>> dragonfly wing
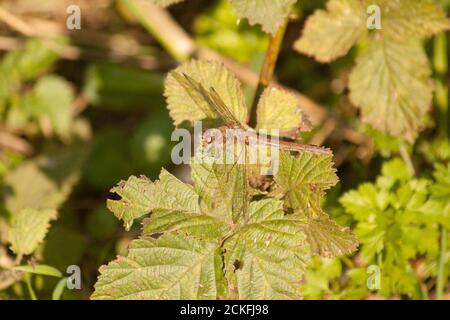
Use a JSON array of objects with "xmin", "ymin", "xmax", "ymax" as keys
[
  {"xmin": 171, "ymin": 72, "xmax": 215, "ymax": 117},
  {"xmin": 175, "ymin": 72, "xmax": 247, "ymax": 129},
  {"xmin": 208, "ymin": 87, "xmax": 248, "ymax": 130}
]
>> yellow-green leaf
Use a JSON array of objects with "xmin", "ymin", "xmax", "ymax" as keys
[
  {"xmin": 223, "ymin": 199, "xmax": 309, "ymax": 299},
  {"xmin": 9, "ymin": 208, "xmax": 57, "ymax": 256},
  {"xmin": 256, "ymin": 86, "xmax": 311, "ymax": 139},
  {"xmin": 91, "ymin": 234, "xmax": 224, "ymax": 300},
  {"xmin": 274, "ymin": 152, "xmax": 338, "ymax": 216},
  {"xmin": 164, "ymin": 59, "xmax": 247, "ymax": 126},
  {"xmin": 14, "ymin": 264, "xmax": 62, "ymax": 278},
  {"xmin": 349, "ymin": 36, "xmax": 433, "ymax": 142},
  {"xmin": 300, "ymin": 213, "xmax": 358, "ymax": 258},
  {"xmin": 294, "ymin": 0, "xmax": 366, "ymax": 62},
  {"xmin": 365, "ymin": 0, "xmax": 450, "ymax": 40},
  {"xmin": 107, "ymin": 169, "xmax": 200, "ymax": 230},
  {"xmin": 228, "ymin": 0, "xmax": 297, "ymax": 35}
]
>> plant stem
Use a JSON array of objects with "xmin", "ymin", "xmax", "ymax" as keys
[
  {"xmin": 249, "ymin": 17, "xmax": 290, "ymax": 127},
  {"xmin": 436, "ymin": 226, "xmax": 447, "ymax": 300},
  {"xmin": 119, "ymin": 0, "xmax": 195, "ymax": 62},
  {"xmin": 399, "ymin": 142, "xmax": 415, "ymax": 176},
  {"xmin": 24, "ymin": 273, "xmax": 37, "ymax": 300}
]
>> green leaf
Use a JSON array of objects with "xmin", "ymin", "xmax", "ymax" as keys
[
  {"xmin": 294, "ymin": 0, "xmax": 366, "ymax": 62},
  {"xmin": 9, "ymin": 208, "xmax": 57, "ymax": 256},
  {"xmin": 300, "ymin": 213, "xmax": 358, "ymax": 258},
  {"xmin": 22, "ymin": 75, "xmax": 74, "ymax": 139},
  {"xmin": 143, "ymin": 209, "xmax": 231, "ymax": 240},
  {"xmin": 256, "ymin": 86, "xmax": 311, "ymax": 139},
  {"xmin": 14, "ymin": 264, "xmax": 62, "ymax": 278},
  {"xmin": 3, "ymin": 147, "xmax": 85, "ymax": 214},
  {"xmin": 339, "ymin": 159, "xmax": 443, "ymax": 297},
  {"xmin": 193, "ymin": 0, "xmax": 268, "ymax": 63},
  {"xmin": 274, "ymin": 152, "xmax": 338, "ymax": 216},
  {"xmin": 164, "ymin": 59, "xmax": 247, "ymax": 126},
  {"xmin": 52, "ymin": 277, "xmax": 68, "ymax": 300},
  {"xmin": 431, "ymin": 163, "xmax": 450, "ymax": 201},
  {"xmin": 228, "ymin": 0, "xmax": 297, "ymax": 35},
  {"xmin": 349, "ymin": 36, "xmax": 433, "ymax": 142},
  {"xmin": 91, "ymin": 234, "xmax": 224, "ymax": 300},
  {"xmin": 107, "ymin": 169, "xmax": 200, "ymax": 230},
  {"xmin": 223, "ymin": 199, "xmax": 309, "ymax": 299},
  {"xmin": 191, "ymin": 153, "xmax": 248, "ymax": 224},
  {"xmin": 365, "ymin": 0, "xmax": 450, "ymax": 40}
]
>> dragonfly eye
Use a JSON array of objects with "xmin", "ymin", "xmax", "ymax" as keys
[{"xmin": 205, "ymin": 136, "xmax": 214, "ymax": 144}]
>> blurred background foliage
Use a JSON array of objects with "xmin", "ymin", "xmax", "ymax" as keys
[{"xmin": 0, "ymin": 0, "xmax": 448, "ymax": 299}]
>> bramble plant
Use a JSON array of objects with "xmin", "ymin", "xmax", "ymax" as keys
[
  {"xmin": 0, "ymin": 0, "xmax": 449, "ymax": 301},
  {"xmin": 91, "ymin": 59, "xmax": 358, "ymax": 299}
]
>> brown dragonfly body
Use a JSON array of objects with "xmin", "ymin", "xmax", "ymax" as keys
[{"xmin": 177, "ymin": 72, "xmax": 332, "ymax": 157}]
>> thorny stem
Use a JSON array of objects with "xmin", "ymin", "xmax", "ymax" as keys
[{"xmin": 248, "ymin": 17, "xmax": 290, "ymax": 128}]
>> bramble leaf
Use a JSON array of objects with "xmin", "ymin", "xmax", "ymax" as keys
[
  {"xmin": 223, "ymin": 199, "xmax": 309, "ymax": 299},
  {"xmin": 96, "ymin": 58, "xmax": 348, "ymax": 301},
  {"xmin": 149, "ymin": 0, "xmax": 298, "ymax": 35},
  {"xmin": 191, "ymin": 152, "xmax": 248, "ymax": 224},
  {"xmin": 365, "ymin": 0, "xmax": 450, "ymax": 40},
  {"xmin": 3, "ymin": 148, "xmax": 85, "ymax": 258},
  {"xmin": 294, "ymin": 0, "xmax": 365, "ymax": 62},
  {"xmin": 107, "ymin": 169, "xmax": 200, "ymax": 230},
  {"xmin": 9, "ymin": 208, "xmax": 57, "ymax": 257},
  {"xmin": 91, "ymin": 234, "xmax": 224, "ymax": 299},
  {"xmin": 274, "ymin": 152, "xmax": 338, "ymax": 216},
  {"xmin": 164, "ymin": 60, "xmax": 247, "ymax": 126},
  {"xmin": 3, "ymin": 148, "xmax": 84, "ymax": 214},
  {"xmin": 228, "ymin": 0, "xmax": 297, "ymax": 35},
  {"xmin": 300, "ymin": 213, "xmax": 358, "ymax": 258},
  {"xmin": 256, "ymin": 86, "xmax": 311, "ymax": 139},
  {"xmin": 349, "ymin": 36, "xmax": 433, "ymax": 142},
  {"xmin": 143, "ymin": 209, "xmax": 231, "ymax": 239}
]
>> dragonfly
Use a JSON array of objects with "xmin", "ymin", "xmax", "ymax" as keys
[
  {"xmin": 173, "ymin": 72, "xmax": 332, "ymax": 157},
  {"xmin": 174, "ymin": 72, "xmax": 332, "ymax": 224}
]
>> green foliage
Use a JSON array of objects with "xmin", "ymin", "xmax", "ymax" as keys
[
  {"xmin": 341, "ymin": 160, "xmax": 445, "ymax": 297},
  {"xmin": 1, "ymin": 0, "xmax": 448, "ymax": 302},
  {"xmin": 0, "ymin": 38, "xmax": 75, "ymax": 138},
  {"xmin": 296, "ymin": 0, "xmax": 450, "ymax": 141},
  {"xmin": 193, "ymin": 0, "xmax": 267, "ymax": 63},
  {"xmin": 298, "ymin": 159, "xmax": 450, "ymax": 300},
  {"xmin": 92, "ymin": 60, "xmax": 357, "ymax": 300},
  {"xmin": 0, "ymin": 146, "xmax": 86, "ymax": 294}
]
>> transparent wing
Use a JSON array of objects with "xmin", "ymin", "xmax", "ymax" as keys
[{"xmin": 173, "ymin": 72, "xmax": 247, "ymax": 129}]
